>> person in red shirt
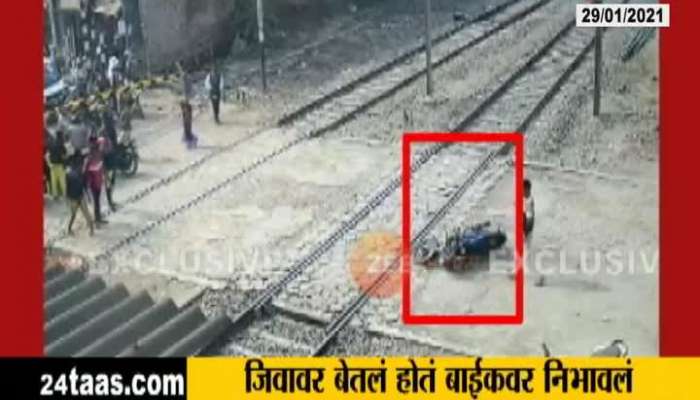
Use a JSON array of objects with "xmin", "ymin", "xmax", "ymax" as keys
[{"xmin": 83, "ymin": 135, "xmax": 108, "ymax": 225}]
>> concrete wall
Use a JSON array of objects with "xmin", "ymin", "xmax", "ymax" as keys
[{"xmin": 138, "ymin": 0, "xmax": 235, "ymax": 71}]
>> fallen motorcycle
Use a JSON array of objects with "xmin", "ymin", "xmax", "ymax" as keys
[{"xmin": 413, "ymin": 221, "xmax": 507, "ymax": 270}]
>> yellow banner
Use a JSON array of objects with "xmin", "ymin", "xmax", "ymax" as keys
[{"xmin": 187, "ymin": 357, "xmax": 700, "ymax": 399}]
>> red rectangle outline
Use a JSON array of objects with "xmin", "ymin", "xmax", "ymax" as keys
[{"xmin": 401, "ymin": 132, "xmax": 524, "ymax": 325}]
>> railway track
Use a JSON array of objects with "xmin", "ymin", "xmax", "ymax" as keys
[
  {"xmin": 46, "ymin": 0, "xmax": 540, "ymax": 249},
  {"xmin": 275, "ymin": 0, "xmax": 527, "ymax": 127},
  {"xmin": 313, "ymin": 5, "xmax": 631, "ymax": 356},
  {"xmin": 47, "ymin": 0, "xmax": 551, "ymax": 258},
  {"xmin": 81, "ymin": 1, "xmax": 521, "ymax": 154},
  {"xmin": 199, "ymin": 5, "xmax": 604, "ymax": 357}
]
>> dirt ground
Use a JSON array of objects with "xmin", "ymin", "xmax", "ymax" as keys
[
  {"xmin": 365, "ymin": 32, "xmax": 659, "ymax": 356},
  {"xmin": 403, "ymin": 164, "xmax": 657, "ymax": 356},
  {"xmin": 44, "ymin": 0, "xmax": 510, "ymax": 308},
  {"xmin": 45, "ymin": 0, "xmax": 560, "ymax": 301}
]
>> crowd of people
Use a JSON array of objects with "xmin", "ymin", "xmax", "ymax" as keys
[
  {"xmin": 65, "ymin": 50, "xmax": 137, "ymax": 103},
  {"xmin": 45, "ymin": 84, "xmax": 138, "ymax": 236},
  {"xmin": 44, "ymin": 0, "xmax": 238, "ymax": 233},
  {"xmin": 46, "ymin": 50, "xmax": 227, "ymax": 237}
]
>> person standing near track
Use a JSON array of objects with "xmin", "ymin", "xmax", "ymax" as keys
[
  {"xmin": 107, "ymin": 54, "xmax": 120, "ymax": 87},
  {"xmin": 99, "ymin": 127, "xmax": 118, "ymax": 212},
  {"xmin": 102, "ymin": 106, "xmax": 118, "ymax": 146},
  {"xmin": 44, "ymin": 128, "xmax": 53, "ymax": 195},
  {"xmin": 181, "ymin": 100, "xmax": 197, "ymax": 149},
  {"xmin": 62, "ymin": 106, "xmax": 90, "ymax": 156},
  {"xmin": 524, "ymin": 178, "xmax": 535, "ymax": 242},
  {"xmin": 84, "ymin": 135, "xmax": 108, "ymax": 226},
  {"xmin": 524, "ymin": 178, "xmax": 543, "ymax": 285},
  {"xmin": 205, "ymin": 64, "xmax": 224, "ymax": 124},
  {"xmin": 177, "ymin": 62, "xmax": 194, "ymax": 102},
  {"xmin": 46, "ymin": 130, "xmax": 68, "ymax": 199},
  {"xmin": 101, "ymin": 106, "xmax": 119, "ymax": 211},
  {"xmin": 118, "ymin": 93, "xmax": 133, "ymax": 144},
  {"xmin": 66, "ymin": 155, "xmax": 94, "ymax": 236},
  {"xmin": 107, "ymin": 54, "xmax": 121, "ymax": 112}
]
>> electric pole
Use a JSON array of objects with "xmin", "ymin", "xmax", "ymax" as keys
[
  {"xmin": 424, "ymin": 0, "xmax": 433, "ymax": 96},
  {"xmin": 593, "ymin": 1, "xmax": 602, "ymax": 116},
  {"xmin": 46, "ymin": 0, "xmax": 60, "ymax": 58},
  {"xmin": 257, "ymin": 0, "xmax": 267, "ymax": 92}
]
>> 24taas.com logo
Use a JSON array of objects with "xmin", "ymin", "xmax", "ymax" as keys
[{"xmin": 40, "ymin": 368, "xmax": 184, "ymax": 397}]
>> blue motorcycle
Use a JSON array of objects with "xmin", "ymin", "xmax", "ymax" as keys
[{"xmin": 414, "ymin": 222, "xmax": 507, "ymax": 270}]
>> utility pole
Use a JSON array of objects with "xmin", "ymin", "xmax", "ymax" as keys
[
  {"xmin": 593, "ymin": 1, "xmax": 602, "ymax": 116},
  {"xmin": 142, "ymin": 23, "xmax": 151, "ymax": 78},
  {"xmin": 46, "ymin": 0, "xmax": 60, "ymax": 58},
  {"xmin": 424, "ymin": 0, "xmax": 433, "ymax": 96},
  {"xmin": 257, "ymin": 0, "xmax": 267, "ymax": 92}
]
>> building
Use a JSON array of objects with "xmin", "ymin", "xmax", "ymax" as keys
[
  {"xmin": 124, "ymin": 0, "xmax": 236, "ymax": 73},
  {"xmin": 48, "ymin": 0, "xmax": 235, "ymax": 74}
]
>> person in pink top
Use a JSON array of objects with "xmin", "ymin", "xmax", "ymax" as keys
[{"xmin": 83, "ymin": 135, "xmax": 108, "ymax": 226}]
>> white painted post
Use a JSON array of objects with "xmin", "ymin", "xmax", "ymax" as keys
[
  {"xmin": 424, "ymin": 0, "xmax": 433, "ymax": 96},
  {"xmin": 257, "ymin": 0, "xmax": 267, "ymax": 92}
]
